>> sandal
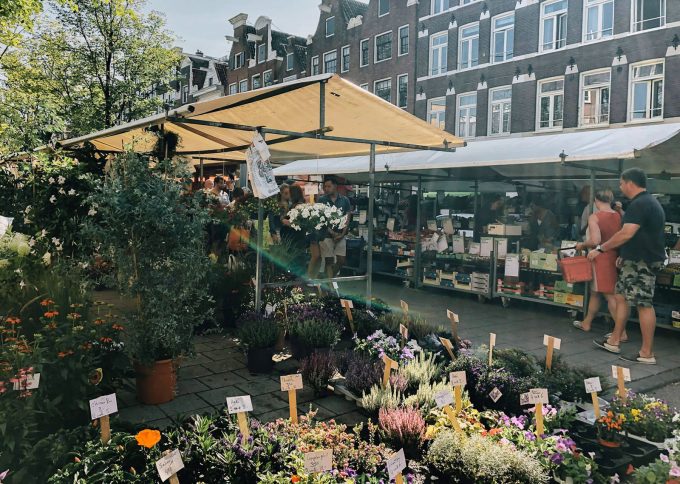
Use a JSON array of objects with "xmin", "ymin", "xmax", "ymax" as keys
[
  {"xmin": 593, "ymin": 337, "xmax": 621, "ymax": 354},
  {"xmin": 573, "ymin": 321, "xmax": 591, "ymax": 332},
  {"xmin": 604, "ymin": 332, "xmax": 628, "ymax": 343}
]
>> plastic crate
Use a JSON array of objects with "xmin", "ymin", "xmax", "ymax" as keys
[{"xmin": 559, "ymin": 256, "xmax": 593, "ymax": 283}]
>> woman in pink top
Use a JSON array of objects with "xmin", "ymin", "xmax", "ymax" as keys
[{"xmin": 573, "ymin": 189, "xmax": 624, "ymax": 335}]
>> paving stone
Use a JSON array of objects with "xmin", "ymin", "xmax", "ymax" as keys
[
  {"xmin": 197, "ymin": 385, "xmax": 242, "ymax": 407},
  {"xmin": 334, "ymin": 410, "xmax": 366, "ymax": 427},
  {"xmin": 146, "ymin": 418, "xmax": 175, "ymax": 430},
  {"xmin": 202, "ymin": 348, "xmax": 237, "ymax": 362},
  {"xmin": 313, "ymin": 395, "xmax": 358, "ymax": 415},
  {"xmin": 295, "ymin": 386, "xmax": 317, "ymax": 404},
  {"xmin": 176, "ymin": 378, "xmax": 210, "ymax": 396},
  {"xmin": 198, "ymin": 371, "xmax": 248, "ymax": 389},
  {"xmin": 203, "ymin": 357, "xmax": 246, "ymax": 373},
  {"xmin": 251, "ymin": 393, "xmax": 289, "ymax": 414},
  {"xmin": 180, "ymin": 354, "xmax": 213, "ymax": 367},
  {"xmin": 117, "ymin": 388, "xmax": 138, "ymax": 408},
  {"xmin": 178, "ymin": 364, "xmax": 213, "ymax": 380},
  {"xmin": 118, "ymin": 404, "xmax": 166, "ymax": 424},
  {"xmin": 257, "ymin": 407, "xmax": 291, "ymax": 423},
  {"xmin": 158, "ymin": 394, "xmax": 212, "ymax": 418},
  {"xmin": 234, "ymin": 377, "xmax": 282, "ymax": 396}
]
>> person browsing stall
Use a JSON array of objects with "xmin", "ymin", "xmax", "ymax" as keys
[
  {"xmin": 319, "ymin": 177, "xmax": 352, "ymax": 278},
  {"xmin": 590, "ymin": 168, "xmax": 666, "ymax": 365}
]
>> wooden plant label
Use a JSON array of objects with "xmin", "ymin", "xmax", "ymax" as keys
[
  {"xmin": 281, "ymin": 374, "xmax": 303, "ymax": 424},
  {"xmin": 543, "ymin": 335, "xmax": 561, "ymax": 370},
  {"xmin": 386, "ymin": 448, "xmax": 407, "ymax": 483},
  {"xmin": 584, "ymin": 377, "xmax": 602, "ymax": 419},
  {"xmin": 443, "ymin": 405, "xmax": 464, "ymax": 435},
  {"xmin": 89, "ymin": 393, "xmax": 118, "ymax": 444},
  {"xmin": 340, "ymin": 299, "xmax": 355, "ymax": 333},
  {"xmin": 488, "ymin": 333, "xmax": 496, "ymax": 365},
  {"xmin": 529, "ymin": 388, "xmax": 549, "ymax": 438},
  {"xmin": 611, "ymin": 365, "xmax": 631, "ymax": 402},
  {"xmin": 332, "ymin": 281, "xmax": 340, "ymax": 296},
  {"xmin": 535, "ymin": 403, "xmax": 545, "ymax": 437},
  {"xmin": 399, "ymin": 323, "xmax": 408, "ymax": 345},
  {"xmin": 304, "ymin": 449, "xmax": 333, "ymax": 474},
  {"xmin": 382, "ymin": 354, "xmax": 398, "ymax": 388},
  {"xmin": 400, "ymin": 300, "xmax": 409, "ymax": 318},
  {"xmin": 434, "ymin": 388, "xmax": 454, "ymax": 408},
  {"xmin": 227, "ymin": 395, "xmax": 253, "ymax": 444},
  {"xmin": 156, "ymin": 449, "xmax": 184, "ymax": 483},
  {"xmin": 450, "ymin": 371, "xmax": 466, "ymax": 414},
  {"xmin": 447, "ymin": 309, "xmax": 459, "ymax": 339},
  {"xmin": 439, "ymin": 336, "xmax": 455, "ymax": 360}
]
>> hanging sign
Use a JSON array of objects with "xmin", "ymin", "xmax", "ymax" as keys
[
  {"xmin": 469, "ymin": 242, "xmax": 481, "ymax": 255},
  {"xmin": 452, "ymin": 235, "xmax": 465, "ymax": 254},
  {"xmin": 504, "ymin": 254, "xmax": 520, "ymax": 277},
  {"xmin": 480, "ymin": 237, "xmax": 493, "ymax": 257},
  {"xmin": 246, "ymin": 133, "xmax": 279, "ymax": 199},
  {"xmin": 496, "ymin": 238, "xmax": 508, "ymax": 259}
]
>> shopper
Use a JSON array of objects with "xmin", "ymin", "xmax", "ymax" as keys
[
  {"xmin": 528, "ymin": 195, "xmax": 559, "ymax": 250},
  {"xmin": 590, "ymin": 168, "xmax": 666, "ymax": 365},
  {"xmin": 474, "ymin": 194, "xmax": 505, "ymax": 242},
  {"xmin": 211, "ymin": 175, "xmax": 230, "ymax": 206},
  {"xmin": 319, "ymin": 176, "xmax": 352, "ymax": 278},
  {"xmin": 573, "ymin": 189, "xmax": 623, "ymax": 335}
]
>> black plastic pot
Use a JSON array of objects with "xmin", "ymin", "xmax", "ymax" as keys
[{"xmin": 246, "ymin": 347, "xmax": 275, "ymax": 373}]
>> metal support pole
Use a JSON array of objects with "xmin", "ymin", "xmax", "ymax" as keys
[
  {"xmin": 414, "ymin": 176, "xmax": 423, "ymax": 288},
  {"xmin": 473, "ymin": 179, "xmax": 479, "ymax": 238},
  {"xmin": 240, "ymin": 163, "xmax": 247, "ymax": 188},
  {"xmin": 199, "ymin": 158, "xmax": 204, "ymax": 181},
  {"xmin": 320, "ymin": 81, "xmax": 326, "ymax": 130},
  {"xmin": 366, "ymin": 144, "xmax": 376, "ymax": 308},
  {"xmin": 254, "ymin": 131, "xmax": 265, "ymax": 311}
]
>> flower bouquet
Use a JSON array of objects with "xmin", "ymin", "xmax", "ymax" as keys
[
  {"xmin": 287, "ymin": 203, "xmax": 347, "ymax": 235},
  {"xmin": 596, "ymin": 410, "xmax": 625, "ymax": 447}
]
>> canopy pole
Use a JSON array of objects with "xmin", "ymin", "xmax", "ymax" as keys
[
  {"xmin": 199, "ymin": 158, "xmax": 204, "ymax": 181},
  {"xmin": 414, "ymin": 176, "xmax": 423, "ymax": 288},
  {"xmin": 320, "ymin": 81, "xmax": 326, "ymax": 130},
  {"xmin": 473, "ymin": 179, "xmax": 479, "ymax": 236},
  {"xmin": 366, "ymin": 143, "xmax": 376, "ymax": 308},
  {"xmin": 255, "ymin": 131, "xmax": 265, "ymax": 312}
]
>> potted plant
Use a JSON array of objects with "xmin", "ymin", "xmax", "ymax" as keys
[
  {"xmin": 596, "ymin": 410, "xmax": 625, "ymax": 448},
  {"xmin": 88, "ymin": 152, "xmax": 212, "ymax": 404},
  {"xmin": 237, "ymin": 314, "xmax": 279, "ymax": 373},
  {"xmin": 289, "ymin": 317, "xmax": 341, "ymax": 360}
]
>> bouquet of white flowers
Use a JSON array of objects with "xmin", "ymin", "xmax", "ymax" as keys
[{"xmin": 287, "ymin": 203, "xmax": 347, "ymax": 235}]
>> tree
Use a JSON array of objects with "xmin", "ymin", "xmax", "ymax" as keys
[{"xmin": 0, "ymin": 0, "xmax": 43, "ymax": 63}]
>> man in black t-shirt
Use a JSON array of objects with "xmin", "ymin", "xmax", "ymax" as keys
[{"xmin": 589, "ymin": 168, "xmax": 665, "ymax": 365}]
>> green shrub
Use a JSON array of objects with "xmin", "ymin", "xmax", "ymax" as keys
[
  {"xmin": 360, "ymin": 384, "xmax": 403, "ymax": 413},
  {"xmin": 237, "ymin": 313, "xmax": 279, "ymax": 350},
  {"xmin": 377, "ymin": 312, "xmax": 447, "ymax": 341},
  {"xmin": 290, "ymin": 318, "xmax": 341, "ymax": 349},
  {"xmin": 399, "ymin": 351, "xmax": 442, "ymax": 390},
  {"xmin": 404, "ymin": 380, "xmax": 450, "ymax": 415}
]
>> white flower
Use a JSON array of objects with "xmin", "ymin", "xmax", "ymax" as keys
[
  {"xmin": 58, "ymin": 188, "xmax": 65, "ymax": 195},
  {"xmin": 68, "ymin": 189, "xmax": 76, "ymax": 196},
  {"xmin": 57, "ymin": 176, "xmax": 66, "ymax": 184},
  {"xmin": 49, "ymin": 195, "xmax": 56, "ymax": 204},
  {"xmin": 19, "ymin": 280, "xmax": 26, "ymax": 288},
  {"xmin": 48, "ymin": 177, "xmax": 55, "ymax": 184},
  {"xmin": 291, "ymin": 224, "xmax": 301, "ymax": 231},
  {"xmin": 42, "ymin": 251, "xmax": 51, "ymax": 266},
  {"xmin": 24, "ymin": 205, "xmax": 32, "ymax": 214},
  {"xmin": 28, "ymin": 238, "xmax": 36, "ymax": 247},
  {"xmin": 301, "ymin": 209, "xmax": 310, "ymax": 218},
  {"xmin": 315, "ymin": 223, "xmax": 323, "ymax": 230},
  {"xmin": 87, "ymin": 207, "xmax": 97, "ymax": 216},
  {"xmin": 40, "ymin": 229, "xmax": 47, "ymax": 238}
]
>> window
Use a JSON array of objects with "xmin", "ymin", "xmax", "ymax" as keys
[
  {"xmin": 629, "ymin": 61, "xmax": 664, "ymax": 120},
  {"xmin": 311, "ymin": 56, "xmax": 320, "ymax": 75},
  {"xmin": 374, "ymin": 78, "xmax": 392, "ymax": 102},
  {"xmin": 458, "ymin": 23, "xmax": 479, "ymax": 69},
  {"xmin": 323, "ymin": 50, "xmax": 337, "ymax": 74},
  {"xmin": 326, "ymin": 16, "xmax": 335, "ymax": 37},
  {"xmin": 584, "ymin": 0, "xmax": 614, "ymax": 41},
  {"xmin": 263, "ymin": 70, "xmax": 273, "ymax": 87},
  {"xmin": 428, "ymin": 97, "xmax": 446, "ymax": 129},
  {"xmin": 537, "ymin": 78, "xmax": 564, "ymax": 130},
  {"xmin": 492, "ymin": 13, "xmax": 514, "ymax": 63},
  {"xmin": 489, "ymin": 87, "xmax": 512, "ymax": 135},
  {"xmin": 360, "ymin": 39, "xmax": 369, "ymax": 67},
  {"xmin": 397, "ymin": 74, "xmax": 408, "ymax": 108},
  {"xmin": 234, "ymin": 52, "xmax": 244, "ymax": 69},
  {"xmin": 239, "ymin": 79, "xmax": 248, "ymax": 93},
  {"xmin": 456, "ymin": 93, "xmax": 477, "ymax": 138},
  {"xmin": 257, "ymin": 43, "xmax": 266, "ymax": 64},
  {"xmin": 252, "ymin": 74, "xmax": 261, "ymax": 90},
  {"xmin": 540, "ymin": 0, "xmax": 568, "ymax": 52},
  {"xmin": 580, "ymin": 70, "xmax": 610, "ymax": 126},
  {"xmin": 429, "ymin": 32, "xmax": 448, "ymax": 76},
  {"xmin": 462, "ymin": 0, "xmax": 480, "ymax": 4},
  {"xmin": 208, "ymin": 77, "xmax": 213, "ymax": 86},
  {"xmin": 398, "ymin": 25, "xmax": 409, "ymax": 56},
  {"xmin": 228, "ymin": 83, "xmax": 237, "ymax": 95},
  {"xmin": 182, "ymin": 85, "xmax": 188, "ymax": 103},
  {"xmin": 341, "ymin": 45, "xmax": 350, "ymax": 72},
  {"xmin": 360, "ymin": 83, "xmax": 369, "ymax": 90},
  {"xmin": 633, "ymin": 0, "xmax": 665, "ymax": 32},
  {"xmin": 432, "ymin": 0, "xmax": 450, "ymax": 15},
  {"xmin": 378, "ymin": 0, "xmax": 389, "ymax": 17},
  {"xmin": 375, "ymin": 31, "xmax": 392, "ymax": 63},
  {"xmin": 286, "ymin": 53, "xmax": 294, "ymax": 71}
]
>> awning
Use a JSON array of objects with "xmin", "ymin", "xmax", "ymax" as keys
[
  {"xmin": 57, "ymin": 74, "xmax": 463, "ymax": 162},
  {"xmin": 273, "ymin": 122, "xmax": 680, "ymax": 188}
]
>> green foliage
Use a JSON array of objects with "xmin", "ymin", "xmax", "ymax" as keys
[
  {"xmin": 290, "ymin": 318, "xmax": 341, "ymax": 349},
  {"xmin": 87, "ymin": 152, "xmax": 212, "ymax": 364},
  {"xmin": 377, "ymin": 312, "xmax": 447, "ymax": 341},
  {"xmin": 237, "ymin": 315, "xmax": 279, "ymax": 350},
  {"xmin": 360, "ymin": 384, "xmax": 403, "ymax": 413},
  {"xmin": 398, "ymin": 351, "xmax": 442, "ymax": 391},
  {"xmin": 403, "ymin": 380, "xmax": 450, "ymax": 415}
]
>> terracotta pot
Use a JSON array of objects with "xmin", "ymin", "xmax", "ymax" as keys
[
  {"xmin": 598, "ymin": 438, "xmax": 622, "ymax": 448},
  {"xmin": 135, "ymin": 359, "xmax": 176, "ymax": 405}
]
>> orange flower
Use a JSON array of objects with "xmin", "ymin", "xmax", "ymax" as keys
[
  {"xmin": 135, "ymin": 429, "xmax": 161, "ymax": 448},
  {"xmin": 57, "ymin": 350, "xmax": 74, "ymax": 358},
  {"xmin": 291, "ymin": 476, "xmax": 301, "ymax": 483},
  {"xmin": 66, "ymin": 312, "xmax": 81, "ymax": 320},
  {"xmin": 99, "ymin": 337, "xmax": 113, "ymax": 344},
  {"xmin": 112, "ymin": 324, "xmax": 124, "ymax": 331},
  {"xmin": 40, "ymin": 299, "xmax": 55, "ymax": 307},
  {"xmin": 94, "ymin": 318, "xmax": 105, "ymax": 325},
  {"xmin": 489, "ymin": 428, "xmax": 502, "ymax": 436},
  {"xmin": 5, "ymin": 317, "xmax": 21, "ymax": 325},
  {"xmin": 44, "ymin": 311, "xmax": 59, "ymax": 318}
]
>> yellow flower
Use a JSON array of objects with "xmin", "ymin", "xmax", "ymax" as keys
[{"xmin": 135, "ymin": 429, "xmax": 161, "ymax": 448}]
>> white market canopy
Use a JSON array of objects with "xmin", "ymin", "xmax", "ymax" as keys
[
  {"xmin": 274, "ymin": 122, "xmax": 680, "ymax": 192},
  {"xmin": 56, "ymin": 74, "xmax": 463, "ymax": 162}
]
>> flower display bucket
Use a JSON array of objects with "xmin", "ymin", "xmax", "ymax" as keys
[
  {"xmin": 598, "ymin": 438, "xmax": 621, "ymax": 448},
  {"xmin": 246, "ymin": 347, "xmax": 275, "ymax": 373},
  {"xmin": 135, "ymin": 359, "xmax": 176, "ymax": 405}
]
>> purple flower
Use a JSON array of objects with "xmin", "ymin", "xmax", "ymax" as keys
[
  {"xmin": 670, "ymin": 465, "xmax": 680, "ymax": 477},
  {"xmin": 524, "ymin": 431, "xmax": 536, "ymax": 441},
  {"xmin": 511, "ymin": 416, "xmax": 526, "ymax": 429},
  {"xmin": 555, "ymin": 442, "xmax": 568, "ymax": 453},
  {"xmin": 660, "ymin": 454, "xmax": 670, "ymax": 463},
  {"xmin": 550, "ymin": 453, "xmax": 564, "ymax": 465},
  {"xmin": 0, "ymin": 470, "xmax": 8, "ymax": 483}
]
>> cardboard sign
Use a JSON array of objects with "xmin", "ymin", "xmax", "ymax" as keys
[
  {"xmin": 387, "ymin": 217, "xmax": 396, "ymax": 232},
  {"xmin": 489, "ymin": 333, "xmax": 496, "ymax": 347},
  {"xmin": 611, "ymin": 365, "xmax": 631, "ymax": 382},
  {"xmin": 89, "ymin": 393, "xmax": 118, "ymax": 420},
  {"xmin": 452, "ymin": 234, "xmax": 465, "ymax": 253},
  {"xmin": 449, "ymin": 371, "xmax": 467, "ymax": 387},
  {"xmin": 13, "ymin": 372, "xmax": 40, "ymax": 391},
  {"xmin": 504, "ymin": 253, "xmax": 520, "ymax": 277},
  {"xmin": 340, "ymin": 299, "xmax": 354, "ymax": 309},
  {"xmin": 304, "ymin": 449, "xmax": 333, "ymax": 473},
  {"xmin": 443, "ymin": 218, "xmax": 454, "ymax": 235},
  {"xmin": 469, "ymin": 242, "xmax": 481, "ymax": 255},
  {"xmin": 489, "ymin": 387, "xmax": 502, "ymax": 403},
  {"xmin": 668, "ymin": 249, "xmax": 680, "ymax": 264},
  {"xmin": 386, "ymin": 449, "xmax": 407, "ymax": 480},
  {"xmin": 584, "ymin": 377, "xmax": 602, "ymax": 394},
  {"xmin": 434, "ymin": 388, "xmax": 454, "ymax": 408},
  {"xmin": 520, "ymin": 392, "xmax": 531, "ymax": 406},
  {"xmin": 280, "ymin": 374, "xmax": 304, "ymax": 391},
  {"xmin": 543, "ymin": 334, "xmax": 561, "ymax": 350},
  {"xmin": 427, "ymin": 220, "xmax": 437, "ymax": 231},
  {"xmin": 400, "ymin": 300, "xmax": 409, "ymax": 315},
  {"xmin": 359, "ymin": 210, "xmax": 367, "ymax": 224},
  {"xmin": 227, "ymin": 395, "xmax": 253, "ymax": 414},
  {"xmin": 439, "ymin": 336, "xmax": 455, "ymax": 360},
  {"xmin": 496, "ymin": 238, "xmax": 508, "ymax": 259},
  {"xmin": 480, "ymin": 237, "xmax": 493, "ymax": 257},
  {"xmin": 156, "ymin": 449, "xmax": 184, "ymax": 482},
  {"xmin": 447, "ymin": 309, "xmax": 459, "ymax": 323},
  {"xmin": 528, "ymin": 388, "xmax": 549, "ymax": 405},
  {"xmin": 399, "ymin": 323, "xmax": 409, "ymax": 341}
]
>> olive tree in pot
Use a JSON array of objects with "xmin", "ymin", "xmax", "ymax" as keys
[
  {"xmin": 237, "ymin": 312, "xmax": 279, "ymax": 373},
  {"xmin": 88, "ymin": 151, "xmax": 212, "ymax": 404}
]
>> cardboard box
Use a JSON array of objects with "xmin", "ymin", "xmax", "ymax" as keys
[
  {"xmin": 553, "ymin": 291, "xmax": 568, "ymax": 304},
  {"xmin": 530, "ymin": 253, "xmax": 559, "ymax": 272},
  {"xmin": 488, "ymin": 224, "xmax": 522, "ymax": 236},
  {"xmin": 554, "ymin": 280, "xmax": 575, "ymax": 293},
  {"xmin": 566, "ymin": 294, "xmax": 584, "ymax": 308},
  {"xmin": 396, "ymin": 259, "xmax": 414, "ymax": 268}
]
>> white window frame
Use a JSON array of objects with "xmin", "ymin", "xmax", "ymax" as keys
[
  {"xmin": 488, "ymin": 86, "xmax": 512, "ymax": 136},
  {"xmin": 429, "ymin": 31, "xmax": 448, "ymax": 76},
  {"xmin": 182, "ymin": 85, "xmax": 189, "ymax": 103},
  {"xmin": 257, "ymin": 43, "xmax": 266, "ymax": 64},
  {"xmin": 323, "ymin": 49, "xmax": 338, "ymax": 74},
  {"xmin": 632, "ymin": 0, "xmax": 665, "ymax": 32},
  {"xmin": 234, "ymin": 52, "xmax": 244, "ymax": 69},
  {"xmin": 239, "ymin": 79, "xmax": 248, "ymax": 93},
  {"xmin": 431, "ymin": 0, "xmax": 450, "ymax": 15},
  {"xmin": 579, "ymin": 68, "xmax": 611, "ymax": 126},
  {"xmin": 536, "ymin": 76, "xmax": 565, "ymax": 131},
  {"xmin": 539, "ymin": 0, "xmax": 568, "ymax": 52},
  {"xmin": 378, "ymin": 0, "xmax": 390, "ymax": 17},
  {"xmin": 456, "ymin": 92, "xmax": 477, "ymax": 139},
  {"xmin": 360, "ymin": 38, "xmax": 370, "ymax": 67},
  {"xmin": 397, "ymin": 73, "xmax": 408, "ymax": 109},
  {"xmin": 458, "ymin": 22, "xmax": 479, "ymax": 70},
  {"xmin": 263, "ymin": 70, "xmax": 273, "ymax": 87},
  {"xmin": 461, "ymin": 0, "xmax": 481, "ymax": 4},
  {"xmin": 311, "ymin": 56, "xmax": 320, "ymax": 76},
  {"xmin": 628, "ymin": 59, "xmax": 664, "ymax": 122},
  {"xmin": 374, "ymin": 30, "xmax": 393, "ymax": 64},
  {"xmin": 286, "ymin": 53, "xmax": 294, "ymax": 71},
  {"xmin": 491, "ymin": 13, "xmax": 514, "ymax": 64},
  {"xmin": 325, "ymin": 16, "xmax": 335, "ymax": 37},
  {"xmin": 398, "ymin": 25, "xmax": 409, "ymax": 56},
  {"xmin": 373, "ymin": 77, "xmax": 392, "ymax": 103},
  {"xmin": 583, "ymin": 0, "xmax": 614, "ymax": 42},
  {"xmin": 228, "ymin": 83, "xmax": 237, "ymax": 95},
  {"xmin": 360, "ymin": 83, "xmax": 369, "ymax": 90},
  {"xmin": 427, "ymin": 97, "xmax": 447, "ymax": 130},
  {"xmin": 341, "ymin": 45, "xmax": 351, "ymax": 73}
]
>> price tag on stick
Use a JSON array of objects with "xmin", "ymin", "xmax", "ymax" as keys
[
  {"xmin": 227, "ymin": 395, "xmax": 253, "ymax": 444},
  {"xmin": 611, "ymin": 365, "xmax": 631, "ymax": 403},
  {"xmin": 156, "ymin": 449, "xmax": 184, "ymax": 483},
  {"xmin": 439, "ymin": 336, "xmax": 455, "ymax": 360},
  {"xmin": 332, "ymin": 281, "xmax": 340, "ymax": 297},
  {"xmin": 304, "ymin": 449, "xmax": 333, "ymax": 474},
  {"xmin": 386, "ymin": 449, "xmax": 407, "ymax": 483},
  {"xmin": 382, "ymin": 354, "xmax": 398, "ymax": 388},
  {"xmin": 89, "ymin": 393, "xmax": 118, "ymax": 444},
  {"xmin": 584, "ymin": 377, "xmax": 602, "ymax": 419},
  {"xmin": 529, "ymin": 389, "xmax": 549, "ymax": 438},
  {"xmin": 447, "ymin": 309, "xmax": 459, "ymax": 340},
  {"xmin": 340, "ymin": 299, "xmax": 355, "ymax": 334},
  {"xmin": 543, "ymin": 335, "xmax": 561, "ymax": 370},
  {"xmin": 450, "ymin": 371, "xmax": 466, "ymax": 414},
  {"xmin": 281, "ymin": 374, "xmax": 303, "ymax": 424},
  {"xmin": 399, "ymin": 323, "xmax": 408, "ymax": 347},
  {"xmin": 488, "ymin": 333, "xmax": 496, "ymax": 365},
  {"xmin": 400, "ymin": 300, "xmax": 409, "ymax": 320},
  {"xmin": 443, "ymin": 405, "xmax": 465, "ymax": 435}
]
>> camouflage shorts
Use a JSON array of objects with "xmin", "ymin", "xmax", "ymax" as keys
[{"xmin": 615, "ymin": 259, "xmax": 664, "ymax": 308}]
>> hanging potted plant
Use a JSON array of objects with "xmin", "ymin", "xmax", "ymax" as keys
[
  {"xmin": 596, "ymin": 410, "xmax": 625, "ymax": 448},
  {"xmin": 237, "ymin": 313, "xmax": 279, "ymax": 373},
  {"xmin": 88, "ymin": 151, "xmax": 212, "ymax": 404}
]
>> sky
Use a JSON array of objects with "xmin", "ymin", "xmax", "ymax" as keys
[{"xmin": 146, "ymin": 0, "xmax": 324, "ymax": 58}]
